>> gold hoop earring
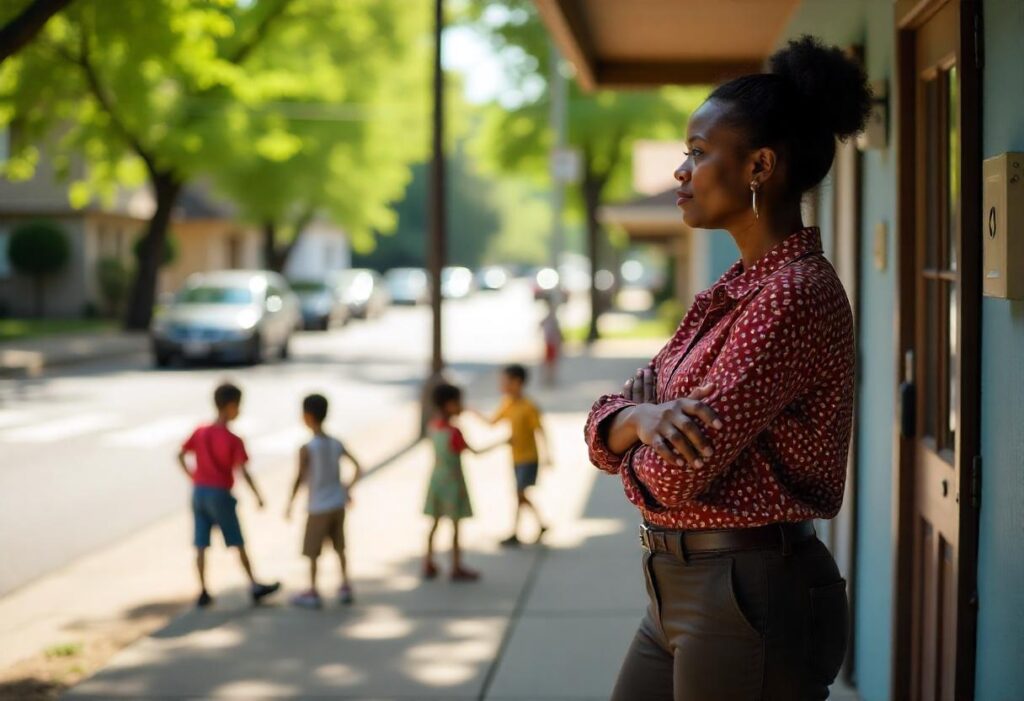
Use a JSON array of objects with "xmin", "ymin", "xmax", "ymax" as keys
[{"xmin": 750, "ymin": 182, "xmax": 760, "ymax": 220}]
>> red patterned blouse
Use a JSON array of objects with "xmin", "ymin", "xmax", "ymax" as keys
[{"xmin": 584, "ymin": 227, "xmax": 854, "ymax": 529}]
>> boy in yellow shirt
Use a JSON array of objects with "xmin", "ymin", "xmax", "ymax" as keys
[{"xmin": 487, "ymin": 364, "xmax": 550, "ymax": 546}]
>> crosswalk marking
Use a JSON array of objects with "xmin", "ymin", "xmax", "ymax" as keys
[
  {"xmin": 1, "ymin": 413, "xmax": 121, "ymax": 443},
  {"xmin": 101, "ymin": 416, "xmax": 195, "ymax": 448},
  {"xmin": 0, "ymin": 409, "xmax": 41, "ymax": 429}
]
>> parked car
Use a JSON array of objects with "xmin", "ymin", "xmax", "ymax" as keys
[
  {"xmin": 291, "ymin": 278, "xmax": 349, "ymax": 330},
  {"xmin": 475, "ymin": 265, "xmax": 510, "ymax": 291},
  {"xmin": 441, "ymin": 266, "xmax": 475, "ymax": 299},
  {"xmin": 385, "ymin": 267, "xmax": 429, "ymax": 305},
  {"xmin": 334, "ymin": 268, "xmax": 389, "ymax": 319},
  {"xmin": 150, "ymin": 270, "xmax": 300, "ymax": 366}
]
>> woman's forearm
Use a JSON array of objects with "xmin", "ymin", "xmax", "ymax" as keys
[{"xmin": 605, "ymin": 405, "xmax": 641, "ymax": 456}]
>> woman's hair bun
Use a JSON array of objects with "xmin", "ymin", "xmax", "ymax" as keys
[{"xmin": 769, "ymin": 35, "xmax": 872, "ymax": 140}]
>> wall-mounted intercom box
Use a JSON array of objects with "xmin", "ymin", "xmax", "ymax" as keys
[{"xmin": 982, "ymin": 152, "xmax": 1024, "ymax": 300}]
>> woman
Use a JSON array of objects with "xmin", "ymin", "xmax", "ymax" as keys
[{"xmin": 584, "ymin": 36, "xmax": 871, "ymax": 700}]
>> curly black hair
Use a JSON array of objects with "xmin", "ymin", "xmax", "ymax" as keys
[{"xmin": 709, "ymin": 35, "xmax": 872, "ymax": 197}]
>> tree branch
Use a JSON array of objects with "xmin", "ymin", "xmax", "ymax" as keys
[
  {"xmin": 0, "ymin": 0, "xmax": 74, "ymax": 65},
  {"xmin": 66, "ymin": 29, "xmax": 158, "ymax": 177},
  {"xmin": 225, "ymin": 0, "xmax": 289, "ymax": 66}
]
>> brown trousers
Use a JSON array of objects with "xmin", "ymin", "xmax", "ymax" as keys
[{"xmin": 610, "ymin": 535, "xmax": 848, "ymax": 701}]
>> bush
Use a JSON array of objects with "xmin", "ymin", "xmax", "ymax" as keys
[
  {"xmin": 96, "ymin": 257, "xmax": 131, "ymax": 318},
  {"xmin": 8, "ymin": 220, "xmax": 71, "ymax": 316}
]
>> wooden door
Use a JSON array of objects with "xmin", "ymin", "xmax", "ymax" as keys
[{"xmin": 894, "ymin": 1, "xmax": 981, "ymax": 698}]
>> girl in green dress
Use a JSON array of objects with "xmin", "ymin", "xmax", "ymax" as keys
[{"xmin": 424, "ymin": 382, "xmax": 499, "ymax": 581}]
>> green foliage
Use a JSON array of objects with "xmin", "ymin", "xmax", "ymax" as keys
[
  {"xmin": 467, "ymin": 0, "xmax": 707, "ymax": 210},
  {"xmin": 96, "ymin": 256, "xmax": 130, "ymax": 317},
  {"xmin": 352, "ymin": 143, "xmax": 501, "ymax": 271},
  {"xmin": 8, "ymin": 219, "xmax": 69, "ymax": 276}
]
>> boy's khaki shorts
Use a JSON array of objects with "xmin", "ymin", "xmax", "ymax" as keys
[{"xmin": 303, "ymin": 507, "xmax": 346, "ymax": 558}]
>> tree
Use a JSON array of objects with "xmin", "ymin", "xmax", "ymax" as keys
[
  {"xmin": 0, "ymin": 0, "xmax": 74, "ymax": 65},
  {"xmin": 468, "ymin": 0, "xmax": 705, "ymax": 340},
  {"xmin": 8, "ymin": 219, "xmax": 70, "ymax": 316},
  {"xmin": 0, "ymin": 0, "xmax": 324, "ymax": 329},
  {"xmin": 352, "ymin": 142, "xmax": 501, "ymax": 271},
  {"xmin": 210, "ymin": 0, "xmax": 432, "ymax": 273}
]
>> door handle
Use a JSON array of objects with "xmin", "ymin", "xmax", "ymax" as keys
[
  {"xmin": 900, "ymin": 381, "xmax": 916, "ymax": 438},
  {"xmin": 900, "ymin": 350, "xmax": 915, "ymax": 439}
]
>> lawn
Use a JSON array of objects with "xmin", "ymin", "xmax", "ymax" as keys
[{"xmin": 0, "ymin": 318, "xmax": 116, "ymax": 342}]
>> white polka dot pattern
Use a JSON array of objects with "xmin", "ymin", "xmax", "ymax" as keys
[{"xmin": 583, "ymin": 228, "xmax": 855, "ymax": 529}]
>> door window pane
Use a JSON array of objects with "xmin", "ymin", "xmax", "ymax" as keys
[{"xmin": 947, "ymin": 66, "xmax": 959, "ymax": 273}]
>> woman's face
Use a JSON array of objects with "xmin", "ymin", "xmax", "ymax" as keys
[{"xmin": 674, "ymin": 99, "xmax": 757, "ymax": 230}]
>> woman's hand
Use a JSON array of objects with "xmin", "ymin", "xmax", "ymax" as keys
[
  {"xmin": 629, "ymin": 384, "xmax": 722, "ymax": 468},
  {"xmin": 622, "ymin": 367, "xmax": 658, "ymax": 404}
]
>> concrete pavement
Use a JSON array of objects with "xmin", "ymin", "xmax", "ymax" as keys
[{"xmin": 57, "ymin": 344, "xmax": 655, "ymax": 700}]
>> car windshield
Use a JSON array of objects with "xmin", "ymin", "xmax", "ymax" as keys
[
  {"xmin": 290, "ymin": 280, "xmax": 326, "ymax": 294},
  {"xmin": 178, "ymin": 286, "xmax": 253, "ymax": 305}
]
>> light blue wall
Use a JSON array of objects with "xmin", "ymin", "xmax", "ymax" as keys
[
  {"xmin": 780, "ymin": 3, "xmax": 898, "ymax": 700},
  {"xmin": 976, "ymin": 1, "xmax": 1024, "ymax": 697}
]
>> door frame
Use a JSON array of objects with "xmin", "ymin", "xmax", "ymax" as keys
[{"xmin": 892, "ymin": 0, "xmax": 982, "ymax": 698}]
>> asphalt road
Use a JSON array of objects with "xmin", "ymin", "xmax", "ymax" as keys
[{"xmin": 0, "ymin": 283, "xmax": 563, "ymax": 596}]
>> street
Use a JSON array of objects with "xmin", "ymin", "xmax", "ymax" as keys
[{"xmin": 0, "ymin": 282, "xmax": 565, "ymax": 597}]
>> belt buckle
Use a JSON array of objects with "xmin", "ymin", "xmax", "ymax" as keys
[{"xmin": 639, "ymin": 524, "xmax": 651, "ymax": 550}]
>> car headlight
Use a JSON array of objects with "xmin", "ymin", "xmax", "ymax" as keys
[{"xmin": 237, "ymin": 309, "xmax": 259, "ymax": 330}]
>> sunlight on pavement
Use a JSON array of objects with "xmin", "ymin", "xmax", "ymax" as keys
[{"xmin": 342, "ymin": 607, "xmax": 415, "ymax": 640}]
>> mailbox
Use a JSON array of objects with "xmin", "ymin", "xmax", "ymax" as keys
[{"xmin": 982, "ymin": 153, "xmax": 1024, "ymax": 300}]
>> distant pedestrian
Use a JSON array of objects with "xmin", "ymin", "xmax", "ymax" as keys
[
  {"xmin": 485, "ymin": 364, "xmax": 550, "ymax": 546},
  {"xmin": 423, "ymin": 382, "xmax": 500, "ymax": 581},
  {"xmin": 284, "ymin": 393, "xmax": 363, "ymax": 608},
  {"xmin": 540, "ymin": 300, "xmax": 563, "ymax": 386},
  {"xmin": 178, "ymin": 382, "xmax": 280, "ymax": 609}
]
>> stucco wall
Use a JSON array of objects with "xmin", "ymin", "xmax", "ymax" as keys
[
  {"xmin": 975, "ymin": 1, "xmax": 1024, "ymax": 697},
  {"xmin": 779, "ymin": 3, "xmax": 898, "ymax": 699}
]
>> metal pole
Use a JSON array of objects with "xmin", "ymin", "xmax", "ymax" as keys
[
  {"xmin": 420, "ymin": 0, "xmax": 446, "ymax": 435},
  {"xmin": 428, "ymin": 0, "xmax": 445, "ymax": 376},
  {"xmin": 548, "ymin": 38, "xmax": 566, "ymax": 271}
]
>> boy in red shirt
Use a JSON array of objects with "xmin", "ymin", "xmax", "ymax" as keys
[{"xmin": 178, "ymin": 382, "xmax": 280, "ymax": 608}]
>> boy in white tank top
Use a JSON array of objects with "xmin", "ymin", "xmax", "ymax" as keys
[{"xmin": 284, "ymin": 394, "xmax": 363, "ymax": 608}]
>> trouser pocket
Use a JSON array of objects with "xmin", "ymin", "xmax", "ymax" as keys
[{"xmin": 808, "ymin": 579, "xmax": 849, "ymax": 684}]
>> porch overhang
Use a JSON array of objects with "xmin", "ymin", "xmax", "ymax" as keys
[
  {"xmin": 600, "ymin": 189, "xmax": 689, "ymax": 245},
  {"xmin": 534, "ymin": 0, "xmax": 800, "ymax": 90}
]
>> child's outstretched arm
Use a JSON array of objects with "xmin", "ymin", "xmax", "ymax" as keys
[
  {"xmin": 464, "ymin": 438, "xmax": 507, "ymax": 455},
  {"xmin": 536, "ymin": 424, "xmax": 553, "ymax": 467},
  {"xmin": 284, "ymin": 445, "xmax": 309, "ymax": 519},
  {"xmin": 239, "ymin": 462, "xmax": 266, "ymax": 509},
  {"xmin": 176, "ymin": 449, "xmax": 193, "ymax": 480}
]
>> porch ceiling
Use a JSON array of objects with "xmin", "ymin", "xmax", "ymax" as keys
[{"xmin": 534, "ymin": 0, "xmax": 799, "ymax": 89}]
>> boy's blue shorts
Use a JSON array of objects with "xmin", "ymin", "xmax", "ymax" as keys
[
  {"xmin": 514, "ymin": 462, "xmax": 539, "ymax": 492},
  {"xmin": 192, "ymin": 486, "xmax": 244, "ymax": 548}
]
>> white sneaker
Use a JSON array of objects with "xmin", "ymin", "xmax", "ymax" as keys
[{"xmin": 290, "ymin": 590, "xmax": 322, "ymax": 609}]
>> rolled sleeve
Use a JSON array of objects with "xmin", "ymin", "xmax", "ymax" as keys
[{"xmin": 583, "ymin": 394, "xmax": 636, "ymax": 474}]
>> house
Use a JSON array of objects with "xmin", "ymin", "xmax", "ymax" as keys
[
  {"xmin": 282, "ymin": 218, "xmax": 351, "ymax": 283},
  {"xmin": 536, "ymin": 0, "xmax": 1023, "ymax": 698},
  {"xmin": 0, "ymin": 154, "xmax": 263, "ymax": 317}
]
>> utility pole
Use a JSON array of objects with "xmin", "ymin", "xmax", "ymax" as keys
[
  {"xmin": 548, "ymin": 39, "xmax": 567, "ymax": 272},
  {"xmin": 421, "ymin": 0, "xmax": 446, "ymax": 433}
]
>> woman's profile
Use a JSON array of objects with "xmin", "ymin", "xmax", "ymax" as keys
[{"xmin": 584, "ymin": 35, "xmax": 872, "ymax": 700}]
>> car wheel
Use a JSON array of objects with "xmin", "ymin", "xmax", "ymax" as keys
[
  {"xmin": 154, "ymin": 352, "xmax": 172, "ymax": 368},
  {"xmin": 279, "ymin": 335, "xmax": 290, "ymax": 359},
  {"xmin": 248, "ymin": 333, "xmax": 263, "ymax": 365}
]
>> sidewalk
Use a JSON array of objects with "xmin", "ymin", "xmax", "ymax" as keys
[
  {"xmin": 4, "ymin": 340, "xmax": 860, "ymax": 700},
  {"xmin": 0, "ymin": 331, "xmax": 148, "ymax": 372}
]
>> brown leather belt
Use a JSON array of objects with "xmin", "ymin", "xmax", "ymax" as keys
[{"xmin": 640, "ymin": 520, "xmax": 816, "ymax": 559}]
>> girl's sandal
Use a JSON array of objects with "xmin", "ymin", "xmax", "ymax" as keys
[
  {"xmin": 450, "ymin": 566, "xmax": 480, "ymax": 582},
  {"xmin": 422, "ymin": 561, "xmax": 439, "ymax": 580}
]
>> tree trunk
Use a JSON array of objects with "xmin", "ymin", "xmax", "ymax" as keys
[
  {"xmin": 262, "ymin": 220, "xmax": 279, "ymax": 271},
  {"xmin": 582, "ymin": 172, "xmax": 604, "ymax": 344},
  {"xmin": 124, "ymin": 172, "xmax": 181, "ymax": 330},
  {"xmin": 33, "ymin": 275, "xmax": 44, "ymax": 317}
]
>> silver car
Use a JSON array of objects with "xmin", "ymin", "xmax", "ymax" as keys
[{"xmin": 151, "ymin": 270, "xmax": 301, "ymax": 366}]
